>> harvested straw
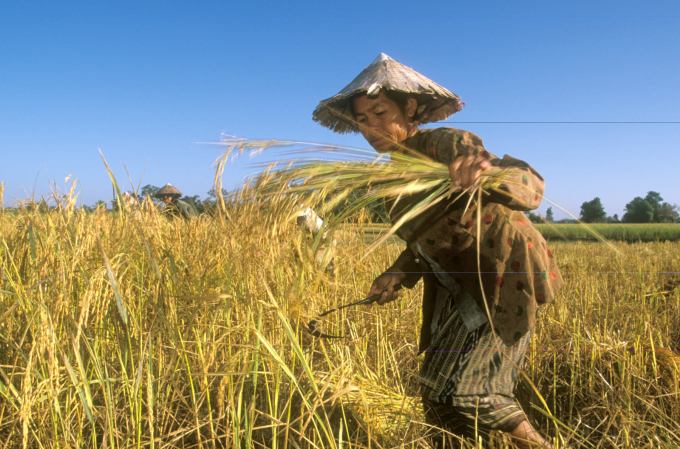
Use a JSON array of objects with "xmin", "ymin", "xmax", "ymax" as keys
[{"xmin": 213, "ymin": 138, "xmax": 514, "ymax": 260}]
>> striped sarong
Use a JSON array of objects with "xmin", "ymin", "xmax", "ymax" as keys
[{"xmin": 419, "ymin": 279, "xmax": 532, "ymax": 434}]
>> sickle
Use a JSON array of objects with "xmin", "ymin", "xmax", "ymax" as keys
[{"xmin": 307, "ymin": 284, "xmax": 402, "ymax": 339}]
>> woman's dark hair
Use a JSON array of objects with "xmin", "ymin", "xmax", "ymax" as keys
[
  {"xmin": 382, "ymin": 90, "xmax": 415, "ymax": 114},
  {"xmin": 348, "ymin": 89, "xmax": 424, "ymax": 123}
]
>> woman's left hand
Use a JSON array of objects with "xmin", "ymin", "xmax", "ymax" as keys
[{"xmin": 449, "ymin": 154, "xmax": 492, "ymax": 191}]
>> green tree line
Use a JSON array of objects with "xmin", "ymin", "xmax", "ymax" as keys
[
  {"xmin": 577, "ymin": 191, "xmax": 679, "ymax": 224},
  {"xmin": 511, "ymin": 191, "xmax": 678, "ymax": 225},
  {"xmin": 79, "ymin": 185, "xmax": 229, "ymax": 214}
]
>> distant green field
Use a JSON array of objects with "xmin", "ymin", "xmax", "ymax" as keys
[
  {"xmin": 356, "ymin": 223, "xmax": 680, "ymax": 242},
  {"xmin": 535, "ymin": 223, "xmax": 680, "ymax": 242}
]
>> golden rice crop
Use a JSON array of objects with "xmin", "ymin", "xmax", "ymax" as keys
[{"xmin": 1, "ymin": 153, "xmax": 679, "ymax": 448}]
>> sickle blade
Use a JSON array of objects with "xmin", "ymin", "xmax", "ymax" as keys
[
  {"xmin": 307, "ymin": 283, "xmax": 402, "ymax": 339},
  {"xmin": 307, "ymin": 319, "xmax": 343, "ymax": 339}
]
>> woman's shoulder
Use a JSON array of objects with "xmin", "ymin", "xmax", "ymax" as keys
[
  {"xmin": 405, "ymin": 127, "xmax": 484, "ymax": 151},
  {"xmin": 403, "ymin": 127, "xmax": 486, "ymax": 163},
  {"xmin": 408, "ymin": 126, "xmax": 461, "ymax": 141}
]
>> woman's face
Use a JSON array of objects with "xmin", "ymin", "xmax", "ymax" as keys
[{"xmin": 352, "ymin": 91, "xmax": 417, "ymax": 153}]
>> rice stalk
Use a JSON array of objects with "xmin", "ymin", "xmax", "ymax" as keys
[{"xmin": 2, "ymin": 158, "xmax": 680, "ymax": 448}]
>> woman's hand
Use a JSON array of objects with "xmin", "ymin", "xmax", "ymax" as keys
[
  {"xmin": 367, "ymin": 271, "xmax": 404, "ymax": 306},
  {"xmin": 449, "ymin": 153, "xmax": 492, "ymax": 191}
]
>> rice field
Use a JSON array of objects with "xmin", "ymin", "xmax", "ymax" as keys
[
  {"xmin": 1, "ymin": 196, "xmax": 679, "ymax": 448},
  {"xmin": 534, "ymin": 224, "xmax": 680, "ymax": 242}
]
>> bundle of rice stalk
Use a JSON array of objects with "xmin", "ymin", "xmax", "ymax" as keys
[
  {"xmin": 212, "ymin": 138, "xmax": 515, "ymax": 257},
  {"xmin": 347, "ymin": 387, "xmax": 421, "ymax": 442},
  {"xmin": 315, "ymin": 375, "xmax": 421, "ymax": 443},
  {"xmin": 626, "ymin": 340, "xmax": 680, "ymax": 389}
]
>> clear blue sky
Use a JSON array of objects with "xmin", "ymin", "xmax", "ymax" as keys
[{"xmin": 1, "ymin": 1, "xmax": 679, "ymax": 220}]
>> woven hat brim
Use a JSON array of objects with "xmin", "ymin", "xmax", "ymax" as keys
[
  {"xmin": 155, "ymin": 185, "xmax": 183, "ymax": 197},
  {"xmin": 312, "ymin": 58, "xmax": 462, "ymax": 134}
]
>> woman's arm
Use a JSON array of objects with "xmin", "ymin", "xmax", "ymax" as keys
[
  {"xmin": 405, "ymin": 128, "xmax": 545, "ymax": 211},
  {"xmin": 386, "ymin": 248, "xmax": 422, "ymax": 288},
  {"xmin": 367, "ymin": 247, "xmax": 422, "ymax": 305}
]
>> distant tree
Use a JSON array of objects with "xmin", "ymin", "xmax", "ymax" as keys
[
  {"xmin": 545, "ymin": 207, "xmax": 554, "ymax": 223},
  {"xmin": 644, "ymin": 191, "xmax": 663, "ymax": 209},
  {"xmin": 643, "ymin": 191, "xmax": 665, "ymax": 222},
  {"xmin": 526, "ymin": 212, "xmax": 541, "ymax": 223},
  {"xmin": 206, "ymin": 188, "xmax": 229, "ymax": 205},
  {"xmin": 94, "ymin": 200, "xmax": 107, "ymax": 211},
  {"xmin": 141, "ymin": 185, "xmax": 160, "ymax": 202},
  {"xmin": 207, "ymin": 188, "xmax": 229, "ymax": 197},
  {"xmin": 180, "ymin": 194, "xmax": 203, "ymax": 214},
  {"xmin": 579, "ymin": 197, "xmax": 607, "ymax": 223},
  {"xmin": 656, "ymin": 202, "xmax": 680, "ymax": 223},
  {"xmin": 202, "ymin": 188, "xmax": 230, "ymax": 214},
  {"xmin": 622, "ymin": 197, "xmax": 654, "ymax": 223},
  {"xmin": 606, "ymin": 214, "xmax": 619, "ymax": 223}
]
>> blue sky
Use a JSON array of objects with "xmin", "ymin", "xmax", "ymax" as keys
[{"xmin": 1, "ymin": 1, "xmax": 678, "ymax": 219}]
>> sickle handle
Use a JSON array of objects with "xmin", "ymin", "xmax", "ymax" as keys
[
  {"xmin": 308, "ymin": 283, "xmax": 403, "ymax": 338},
  {"xmin": 318, "ymin": 283, "xmax": 403, "ymax": 317},
  {"xmin": 348, "ymin": 283, "xmax": 403, "ymax": 308}
]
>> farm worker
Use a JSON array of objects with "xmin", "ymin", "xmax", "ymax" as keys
[
  {"xmin": 296, "ymin": 205, "xmax": 336, "ymax": 273},
  {"xmin": 313, "ymin": 53, "xmax": 563, "ymax": 448},
  {"xmin": 120, "ymin": 191, "xmax": 139, "ymax": 208},
  {"xmin": 154, "ymin": 184, "xmax": 196, "ymax": 220},
  {"xmin": 120, "ymin": 191, "xmax": 143, "ymax": 218}
]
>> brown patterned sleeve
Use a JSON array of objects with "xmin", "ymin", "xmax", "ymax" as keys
[
  {"xmin": 486, "ymin": 155, "xmax": 545, "ymax": 211},
  {"xmin": 386, "ymin": 247, "xmax": 422, "ymax": 289},
  {"xmin": 404, "ymin": 128, "xmax": 546, "ymax": 211},
  {"xmin": 406, "ymin": 128, "xmax": 497, "ymax": 166}
]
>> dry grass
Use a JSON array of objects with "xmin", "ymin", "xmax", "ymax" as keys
[
  {"xmin": 1, "ymin": 193, "xmax": 680, "ymax": 448},
  {"xmin": 2, "ymin": 150, "xmax": 680, "ymax": 448}
]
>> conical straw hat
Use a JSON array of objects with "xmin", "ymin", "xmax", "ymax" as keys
[
  {"xmin": 312, "ymin": 53, "xmax": 463, "ymax": 134},
  {"xmin": 155, "ymin": 183, "xmax": 182, "ymax": 198}
]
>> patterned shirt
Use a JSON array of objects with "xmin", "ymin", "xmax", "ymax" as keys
[{"xmin": 386, "ymin": 127, "xmax": 564, "ymax": 349}]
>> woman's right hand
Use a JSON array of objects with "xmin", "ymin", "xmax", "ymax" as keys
[
  {"xmin": 367, "ymin": 271, "xmax": 403, "ymax": 306},
  {"xmin": 449, "ymin": 153, "xmax": 492, "ymax": 191}
]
